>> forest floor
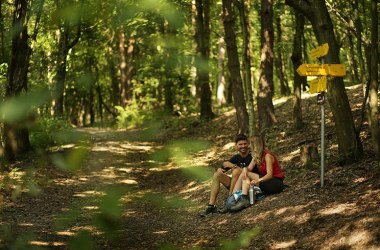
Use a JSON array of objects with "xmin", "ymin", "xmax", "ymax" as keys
[{"xmin": 0, "ymin": 84, "xmax": 379, "ymax": 250}]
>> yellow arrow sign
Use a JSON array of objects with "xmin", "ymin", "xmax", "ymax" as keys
[
  {"xmin": 310, "ymin": 43, "xmax": 329, "ymax": 59},
  {"xmin": 310, "ymin": 76, "xmax": 327, "ymax": 94},
  {"xmin": 296, "ymin": 64, "xmax": 346, "ymax": 77}
]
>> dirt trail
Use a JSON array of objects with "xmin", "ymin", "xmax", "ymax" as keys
[{"xmin": 0, "ymin": 128, "xmax": 206, "ymax": 249}]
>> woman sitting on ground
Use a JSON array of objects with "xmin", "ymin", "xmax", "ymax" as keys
[{"xmin": 230, "ymin": 134, "xmax": 285, "ymax": 211}]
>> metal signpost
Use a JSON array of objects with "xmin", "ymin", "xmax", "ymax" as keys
[{"xmin": 296, "ymin": 43, "xmax": 346, "ymax": 187}]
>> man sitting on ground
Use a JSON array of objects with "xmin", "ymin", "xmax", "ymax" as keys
[{"xmin": 200, "ymin": 134, "xmax": 252, "ymax": 217}]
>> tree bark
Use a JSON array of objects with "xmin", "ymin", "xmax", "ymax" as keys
[
  {"xmin": 257, "ymin": 0, "xmax": 276, "ymax": 132},
  {"xmin": 217, "ymin": 19, "xmax": 226, "ymax": 106},
  {"xmin": 222, "ymin": 0, "xmax": 249, "ymax": 134},
  {"xmin": 195, "ymin": 0, "xmax": 214, "ymax": 120},
  {"xmin": 369, "ymin": 0, "xmax": 379, "ymax": 160},
  {"xmin": 53, "ymin": 1, "xmax": 81, "ymax": 116},
  {"xmin": 162, "ymin": 19, "xmax": 174, "ymax": 113},
  {"xmin": 291, "ymin": 11, "xmax": 305, "ymax": 130},
  {"xmin": 286, "ymin": 0, "xmax": 363, "ymax": 163},
  {"xmin": 275, "ymin": 16, "xmax": 290, "ymax": 96},
  {"xmin": 119, "ymin": 26, "xmax": 128, "ymax": 106},
  {"xmin": 3, "ymin": 0, "xmax": 43, "ymax": 160},
  {"xmin": 0, "ymin": 1, "xmax": 5, "ymax": 63},
  {"xmin": 236, "ymin": 0, "xmax": 257, "ymax": 135}
]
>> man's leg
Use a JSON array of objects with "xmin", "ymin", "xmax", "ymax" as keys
[
  {"xmin": 208, "ymin": 169, "xmax": 230, "ymax": 205},
  {"xmin": 229, "ymin": 168, "xmax": 242, "ymax": 195}
]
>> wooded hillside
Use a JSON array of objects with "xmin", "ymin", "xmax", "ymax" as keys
[{"xmin": 0, "ymin": 0, "xmax": 379, "ymax": 249}]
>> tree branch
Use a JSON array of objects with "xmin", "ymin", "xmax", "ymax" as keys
[{"xmin": 285, "ymin": 0, "xmax": 312, "ymax": 19}]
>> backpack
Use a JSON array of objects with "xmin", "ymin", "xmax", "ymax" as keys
[{"xmin": 225, "ymin": 190, "xmax": 242, "ymax": 210}]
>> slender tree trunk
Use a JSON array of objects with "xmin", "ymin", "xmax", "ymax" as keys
[
  {"xmin": 119, "ymin": 27, "xmax": 128, "ymax": 106},
  {"xmin": 53, "ymin": 2, "xmax": 81, "ymax": 117},
  {"xmin": 369, "ymin": 0, "xmax": 379, "ymax": 160},
  {"xmin": 286, "ymin": 0, "xmax": 363, "ymax": 163},
  {"xmin": 126, "ymin": 36, "xmax": 135, "ymax": 101},
  {"xmin": 236, "ymin": 0, "xmax": 257, "ymax": 135},
  {"xmin": 190, "ymin": 0, "xmax": 197, "ymax": 97},
  {"xmin": 291, "ymin": 11, "xmax": 305, "ymax": 130},
  {"xmin": 257, "ymin": 0, "xmax": 276, "ymax": 132},
  {"xmin": 222, "ymin": 0, "xmax": 249, "ymax": 134},
  {"xmin": 195, "ymin": 0, "xmax": 214, "ymax": 120},
  {"xmin": 0, "ymin": 1, "xmax": 5, "ymax": 63},
  {"xmin": 217, "ymin": 34, "xmax": 226, "ymax": 106},
  {"xmin": 347, "ymin": 33, "xmax": 359, "ymax": 84},
  {"xmin": 275, "ymin": 16, "xmax": 290, "ymax": 96},
  {"xmin": 162, "ymin": 19, "xmax": 174, "ymax": 113},
  {"xmin": 107, "ymin": 44, "xmax": 120, "ymax": 107},
  {"xmin": 54, "ymin": 26, "xmax": 69, "ymax": 116}
]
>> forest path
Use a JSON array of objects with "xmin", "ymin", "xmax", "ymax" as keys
[{"xmin": 0, "ymin": 127, "xmax": 209, "ymax": 249}]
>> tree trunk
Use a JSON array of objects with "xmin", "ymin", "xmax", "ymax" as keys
[
  {"xmin": 195, "ymin": 0, "xmax": 214, "ymax": 120},
  {"xmin": 222, "ymin": 0, "xmax": 249, "ymax": 134},
  {"xmin": 236, "ymin": 0, "xmax": 257, "ymax": 136},
  {"xmin": 286, "ymin": 0, "xmax": 363, "ymax": 163},
  {"xmin": 0, "ymin": 1, "xmax": 5, "ymax": 63},
  {"xmin": 3, "ymin": 0, "xmax": 31, "ymax": 160},
  {"xmin": 257, "ymin": 0, "xmax": 276, "ymax": 132},
  {"xmin": 119, "ymin": 27, "xmax": 128, "ymax": 106},
  {"xmin": 107, "ymin": 44, "xmax": 120, "ymax": 107},
  {"xmin": 275, "ymin": 16, "xmax": 290, "ymax": 96},
  {"xmin": 347, "ymin": 33, "xmax": 359, "ymax": 84},
  {"xmin": 54, "ymin": 26, "xmax": 69, "ymax": 116},
  {"xmin": 369, "ymin": 0, "xmax": 379, "ymax": 160},
  {"xmin": 216, "ymin": 26, "xmax": 226, "ymax": 106},
  {"xmin": 126, "ymin": 36, "xmax": 135, "ymax": 101},
  {"xmin": 53, "ymin": 2, "xmax": 81, "ymax": 117},
  {"xmin": 291, "ymin": 11, "xmax": 305, "ymax": 130},
  {"xmin": 162, "ymin": 19, "xmax": 174, "ymax": 113}
]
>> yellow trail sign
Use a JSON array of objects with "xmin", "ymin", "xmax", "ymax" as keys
[
  {"xmin": 310, "ymin": 43, "xmax": 329, "ymax": 59},
  {"xmin": 297, "ymin": 64, "xmax": 346, "ymax": 76},
  {"xmin": 310, "ymin": 76, "xmax": 327, "ymax": 94}
]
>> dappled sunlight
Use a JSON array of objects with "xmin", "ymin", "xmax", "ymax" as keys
[
  {"xmin": 271, "ymin": 239, "xmax": 297, "ymax": 249},
  {"xmin": 119, "ymin": 179, "xmax": 138, "ymax": 184},
  {"xmin": 216, "ymin": 218, "xmax": 229, "ymax": 226},
  {"xmin": 83, "ymin": 206, "xmax": 99, "ymax": 210},
  {"xmin": 282, "ymin": 148, "xmax": 300, "ymax": 162},
  {"xmin": 325, "ymin": 228, "xmax": 374, "ymax": 248},
  {"xmin": 29, "ymin": 240, "xmax": 65, "ymax": 247},
  {"xmin": 18, "ymin": 223, "xmax": 34, "ymax": 227},
  {"xmin": 56, "ymin": 231, "xmax": 75, "ymax": 236},
  {"xmin": 153, "ymin": 230, "xmax": 168, "ymax": 235},
  {"xmin": 273, "ymin": 96, "xmax": 290, "ymax": 107},
  {"xmin": 73, "ymin": 190, "xmax": 105, "ymax": 198},
  {"xmin": 179, "ymin": 181, "xmax": 203, "ymax": 194},
  {"xmin": 319, "ymin": 203, "xmax": 357, "ymax": 216},
  {"xmin": 53, "ymin": 178, "xmax": 81, "ymax": 186},
  {"xmin": 275, "ymin": 204, "xmax": 313, "ymax": 225},
  {"xmin": 222, "ymin": 142, "xmax": 235, "ymax": 150}
]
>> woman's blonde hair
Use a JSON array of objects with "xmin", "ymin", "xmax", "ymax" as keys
[{"xmin": 249, "ymin": 135, "xmax": 265, "ymax": 166}]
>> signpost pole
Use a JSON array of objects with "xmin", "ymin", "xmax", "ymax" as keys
[
  {"xmin": 320, "ymin": 94, "xmax": 325, "ymax": 187},
  {"xmin": 319, "ymin": 57, "xmax": 326, "ymax": 188}
]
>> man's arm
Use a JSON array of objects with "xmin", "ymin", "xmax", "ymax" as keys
[{"xmin": 222, "ymin": 161, "xmax": 238, "ymax": 170}]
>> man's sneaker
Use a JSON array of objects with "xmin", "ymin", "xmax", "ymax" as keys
[
  {"xmin": 217, "ymin": 204, "xmax": 229, "ymax": 214},
  {"xmin": 200, "ymin": 205, "xmax": 217, "ymax": 217},
  {"xmin": 230, "ymin": 195, "xmax": 250, "ymax": 212}
]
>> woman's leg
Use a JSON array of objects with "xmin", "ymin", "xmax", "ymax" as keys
[{"xmin": 259, "ymin": 178, "xmax": 284, "ymax": 194}]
